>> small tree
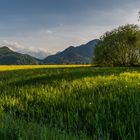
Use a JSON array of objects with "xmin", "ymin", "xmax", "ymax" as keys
[{"xmin": 93, "ymin": 24, "xmax": 140, "ymax": 66}]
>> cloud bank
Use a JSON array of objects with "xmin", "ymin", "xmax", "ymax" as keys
[
  {"xmin": 0, "ymin": 0, "xmax": 139, "ymax": 55},
  {"xmin": 0, "ymin": 40, "xmax": 51, "ymax": 59}
]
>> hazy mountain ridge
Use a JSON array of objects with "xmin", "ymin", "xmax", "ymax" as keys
[
  {"xmin": 0, "ymin": 39, "xmax": 99, "ymax": 65},
  {"xmin": 43, "ymin": 39, "xmax": 99, "ymax": 64},
  {"xmin": 0, "ymin": 46, "xmax": 41, "ymax": 65}
]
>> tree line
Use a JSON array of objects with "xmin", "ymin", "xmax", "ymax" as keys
[{"xmin": 93, "ymin": 24, "xmax": 140, "ymax": 66}]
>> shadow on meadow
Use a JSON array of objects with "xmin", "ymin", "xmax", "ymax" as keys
[
  {"xmin": 2, "ymin": 77, "xmax": 140, "ymax": 139},
  {"xmin": 2, "ymin": 66, "xmax": 139, "ymax": 88},
  {"xmin": 0, "ymin": 66, "xmax": 140, "ymax": 139}
]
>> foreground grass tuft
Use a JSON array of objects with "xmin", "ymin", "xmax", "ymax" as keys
[{"xmin": 0, "ymin": 66, "xmax": 139, "ymax": 139}]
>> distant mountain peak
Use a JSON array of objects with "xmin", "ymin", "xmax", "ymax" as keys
[
  {"xmin": 0, "ymin": 46, "xmax": 12, "ymax": 50},
  {"xmin": 0, "ymin": 46, "xmax": 13, "ymax": 53},
  {"xmin": 86, "ymin": 39, "xmax": 99, "ymax": 45},
  {"xmin": 43, "ymin": 39, "xmax": 99, "ymax": 64},
  {"xmin": 63, "ymin": 46, "xmax": 75, "ymax": 52},
  {"xmin": 0, "ymin": 46, "xmax": 41, "ymax": 65},
  {"xmin": 0, "ymin": 39, "xmax": 99, "ymax": 65}
]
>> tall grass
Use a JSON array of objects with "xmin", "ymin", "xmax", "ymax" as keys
[{"xmin": 0, "ymin": 66, "xmax": 139, "ymax": 139}]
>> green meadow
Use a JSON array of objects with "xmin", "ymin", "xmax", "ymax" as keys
[{"xmin": 0, "ymin": 66, "xmax": 140, "ymax": 140}]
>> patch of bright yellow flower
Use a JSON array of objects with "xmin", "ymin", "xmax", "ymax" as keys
[{"xmin": 0, "ymin": 65, "xmax": 91, "ymax": 71}]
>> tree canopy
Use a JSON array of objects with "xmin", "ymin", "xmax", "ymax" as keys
[{"xmin": 93, "ymin": 24, "xmax": 140, "ymax": 66}]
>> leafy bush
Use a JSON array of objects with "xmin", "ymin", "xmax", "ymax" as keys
[{"xmin": 93, "ymin": 24, "xmax": 140, "ymax": 66}]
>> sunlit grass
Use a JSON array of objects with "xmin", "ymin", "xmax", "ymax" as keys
[{"xmin": 0, "ymin": 66, "xmax": 139, "ymax": 139}]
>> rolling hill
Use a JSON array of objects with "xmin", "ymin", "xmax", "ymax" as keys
[
  {"xmin": 43, "ymin": 39, "xmax": 99, "ymax": 64},
  {"xmin": 0, "ymin": 46, "xmax": 41, "ymax": 65}
]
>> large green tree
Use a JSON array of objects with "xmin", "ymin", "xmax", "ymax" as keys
[{"xmin": 93, "ymin": 24, "xmax": 140, "ymax": 66}]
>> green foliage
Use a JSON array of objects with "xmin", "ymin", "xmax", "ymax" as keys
[
  {"xmin": 93, "ymin": 24, "xmax": 140, "ymax": 66},
  {"xmin": 0, "ymin": 66, "xmax": 140, "ymax": 139}
]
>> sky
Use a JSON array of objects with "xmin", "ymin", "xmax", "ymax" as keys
[{"xmin": 0, "ymin": 0, "xmax": 139, "ymax": 59}]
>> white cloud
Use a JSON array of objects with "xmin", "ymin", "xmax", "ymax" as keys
[
  {"xmin": 39, "ymin": 29, "xmax": 53, "ymax": 35},
  {"xmin": 0, "ymin": 6, "xmax": 139, "ymax": 55},
  {"xmin": 32, "ymin": 8, "xmax": 139, "ymax": 53},
  {"xmin": 0, "ymin": 40, "xmax": 50, "ymax": 59}
]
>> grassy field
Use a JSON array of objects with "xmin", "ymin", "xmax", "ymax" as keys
[{"xmin": 0, "ymin": 65, "xmax": 140, "ymax": 140}]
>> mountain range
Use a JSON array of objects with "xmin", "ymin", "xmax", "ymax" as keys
[
  {"xmin": 43, "ymin": 39, "xmax": 99, "ymax": 64},
  {"xmin": 0, "ymin": 46, "xmax": 41, "ymax": 65},
  {"xmin": 0, "ymin": 39, "xmax": 99, "ymax": 65}
]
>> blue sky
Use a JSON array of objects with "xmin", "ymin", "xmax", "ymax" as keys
[{"xmin": 0, "ymin": 0, "xmax": 139, "ymax": 58}]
